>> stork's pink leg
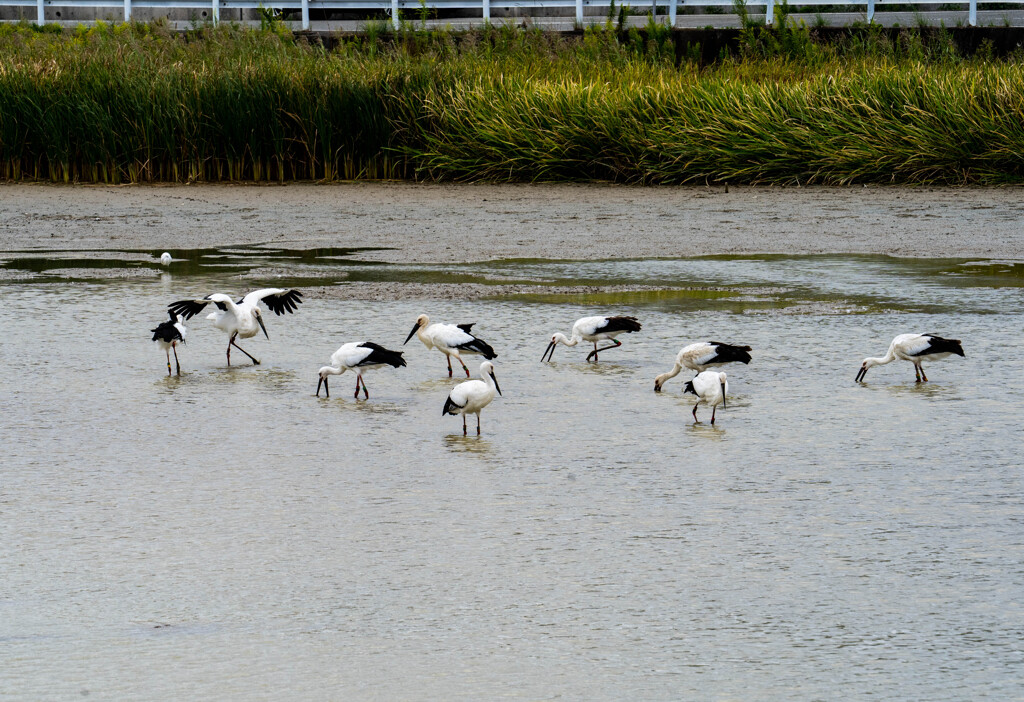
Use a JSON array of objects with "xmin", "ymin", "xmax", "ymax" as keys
[
  {"xmin": 165, "ymin": 349, "xmax": 172, "ymax": 376},
  {"xmin": 230, "ymin": 337, "xmax": 260, "ymax": 365},
  {"xmin": 447, "ymin": 355, "xmax": 453, "ymax": 378},
  {"xmin": 593, "ymin": 339, "xmax": 623, "ymax": 356},
  {"xmin": 172, "ymin": 343, "xmax": 181, "ymax": 376}
]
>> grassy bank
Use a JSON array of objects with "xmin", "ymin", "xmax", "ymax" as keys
[{"xmin": 1, "ymin": 20, "xmax": 1024, "ymax": 184}]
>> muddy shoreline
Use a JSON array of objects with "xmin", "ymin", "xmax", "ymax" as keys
[{"xmin": 2, "ymin": 182, "xmax": 1023, "ymax": 262}]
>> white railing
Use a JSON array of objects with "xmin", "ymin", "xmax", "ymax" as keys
[{"xmin": 2, "ymin": 0, "xmax": 1021, "ymax": 30}]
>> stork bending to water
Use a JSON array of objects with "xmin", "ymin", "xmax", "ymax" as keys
[
  {"xmin": 542, "ymin": 315, "xmax": 642, "ymax": 363},
  {"xmin": 856, "ymin": 333, "xmax": 964, "ymax": 383},
  {"xmin": 316, "ymin": 342, "xmax": 406, "ymax": 399},
  {"xmin": 654, "ymin": 341, "xmax": 751, "ymax": 392},
  {"xmin": 151, "ymin": 311, "xmax": 187, "ymax": 376}
]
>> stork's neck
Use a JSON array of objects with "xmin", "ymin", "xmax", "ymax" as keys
[
  {"xmin": 562, "ymin": 335, "xmax": 580, "ymax": 347},
  {"xmin": 655, "ymin": 362, "xmax": 683, "ymax": 388},
  {"xmin": 417, "ymin": 326, "xmax": 433, "ymax": 348},
  {"xmin": 319, "ymin": 365, "xmax": 346, "ymax": 377},
  {"xmin": 865, "ymin": 352, "xmax": 896, "ymax": 367}
]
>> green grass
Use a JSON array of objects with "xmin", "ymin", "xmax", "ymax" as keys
[{"xmin": 1, "ymin": 19, "xmax": 1023, "ymax": 184}]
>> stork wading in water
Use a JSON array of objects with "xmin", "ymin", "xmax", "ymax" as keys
[
  {"xmin": 151, "ymin": 311, "xmax": 187, "ymax": 376},
  {"xmin": 404, "ymin": 314, "xmax": 498, "ymax": 378},
  {"xmin": 654, "ymin": 341, "xmax": 752, "ymax": 392},
  {"xmin": 856, "ymin": 333, "xmax": 965, "ymax": 383},
  {"xmin": 684, "ymin": 371, "xmax": 728, "ymax": 425},
  {"xmin": 167, "ymin": 288, "xmax": 303, "ymax": 366},
  {"xmin": 443, "ymin": 361, "xmax": 502, "ymax": 435},
  {"xmin": 159, "ymin": 252, "xmax": 173, "ymax": 266},
  {"xmin": 542, "ymin": 315, "xmax": 642, "ymax": 363},
  {"xmin": 316, "ymin": 342, "xmax": 407, "ymax": 399}
]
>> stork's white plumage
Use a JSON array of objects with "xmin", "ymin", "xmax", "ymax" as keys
[
  {"xmin": 317, "ymin": 342, "xmax": 407, "ymax": 399},
  {"xmin": 151, "ymin": 311, "xmax": 187, "ymax": 376},
  {"xmin": 654, "ymin": 341, "xmax": 752, "ymax": 392},
  {"xmin": 541, "ymin": 315, "xmax": 642, "ymax": 363},
  {"xmin": 442, "ymin": 361, "xmax": 502, "ymax": 435},
  {"xmin": 856, "ymin": 333, "xmax": 965, "ymax": 383},
  {"xmin": 404, "ymin": 314, "xmax": 497, "ymax": 377},
  {"xmin": 159, "ymin": 252, "xmax": 172, "ymax": 266},
  {"xmin": 168, "ymin": 288, "xmax": 303, "ymax": 366},
  {"xmin": 683, "ymin": 371, "xmax": 728, "ymax": 425}
]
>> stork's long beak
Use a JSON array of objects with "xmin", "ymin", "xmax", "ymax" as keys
[
  {"xmin": 256, "ymin": 313, "xmax": 269, "ymax": 340},
  {"xmin": 404, "ymin": 322, "xmax": 420, "ymax": 345},
  {"xmin": 491, "ymin": 370, "xmax": 502, "ymax": 396},
  {"xmin": 542, "ymin": 341, "xmax": 555, "ymax": 362},
  {"xmin": 316, "ymin": 376, "xmax": 323, "ymax": 397},
  {"xmin": 316, "ymin": 376, "xmax": 329, "ymax": 398},
  {"xmin": 856, "ymin": 366, "xmax": 866, "ymax": 382},
  {"xmin": 720, "ymin": 380, "xmax": 726, "ymax": 409}
]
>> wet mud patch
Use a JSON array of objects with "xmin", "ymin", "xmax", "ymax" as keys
[{"xmin": 303, "ymin": 282, "xmax": 710, "ymax": 302}]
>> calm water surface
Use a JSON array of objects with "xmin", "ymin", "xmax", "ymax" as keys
[{"xmin": 2, "ymin": 251, "xmax": 1022, "ymax": 700}]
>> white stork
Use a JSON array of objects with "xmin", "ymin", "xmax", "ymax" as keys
[
  {"xmin": 159, "ymin": 252, "xmax": 172, "ymax": 266},
  {"xmin": 404, "ymin": 314, "xmax": 498, "ymax": 378},
  {"xmin": 442, "ymin": 361, "xmax": 502, "ymax": 435},
  {"xmin": 856, "ymin": 333, "xmax": 965, "ymax": 383},
  {"xmin": 316, "ymin": 342, "xmax": 407, "ymax": 399},
  {"xmin": 654, "ymin": 341, "xmax": 752, "ymax": 392},
  {"xmin": 684, "ymin": 371, "xmax": 728, "ymax": 425},
  {"xmin": 542, "ymin": 315, "xmax": 642, "ymax": 362},
  {"xmin": 151, "ymin": 311, "xmax": 187, "ymax": 376},
  {"xmin": 167, "ymin": 288, "xmax": 303, "ymax": 366}
]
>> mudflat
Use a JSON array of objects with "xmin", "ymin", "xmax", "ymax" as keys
[{"xmin": 2, "ymin": 182, "xmax": 1022, "ymax": 261}]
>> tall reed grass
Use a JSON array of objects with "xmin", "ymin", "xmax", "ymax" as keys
[{"xmin": 1, "ymin": 20, "xmax": 1023, "ymax": 184}]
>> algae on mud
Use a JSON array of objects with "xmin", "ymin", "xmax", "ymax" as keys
[{"xmin": 3, "ymin": 21, "xmax": 1024, "ymax": 185}]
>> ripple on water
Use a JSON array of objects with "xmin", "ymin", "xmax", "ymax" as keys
[{"xmin": 0, "ymin": 254, "xmax": 1021, "ymax": 700}]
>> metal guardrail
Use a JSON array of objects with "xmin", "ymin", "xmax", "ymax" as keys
[{"xmin": 1, "ymin": 0, "xmax": 1021, "ymax": 31}]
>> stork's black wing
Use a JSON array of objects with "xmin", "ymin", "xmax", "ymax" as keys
[
  {"xmin": 706, "ymin": 342, "xmax": 753, "ymax": 365},
  {"xmin": 151, "ymin": 319, "xmax": 184, "ymax": 343},
  {"xmin": 167, "ymin": 298, "xmax": 210, "ymax": 320},
  {"xmin": 920, "ymin": 334, "xmax": 965, "ymax": 357},
  {"xmin": 358, "ymin": 342, "xmax": 407, "ymax": 368},
  {"xmin": 599, "ymin": 316, "xmax": 642, "ymax": 334},
  {"xmin": 261, "ymin": 289, "xmax": 303, "ymax": 316}
]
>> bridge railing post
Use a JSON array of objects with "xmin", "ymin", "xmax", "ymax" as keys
[
  {"xmin": 37, "ymin": 0, "xmax": 44, "ymax": 24},
  {"xmin": 968, "ymin": 0, "xmax": 977, "ymax": 25},
  {"xmin": 765, "ymin": 0, "xmax": 773, "ymax": 24}
]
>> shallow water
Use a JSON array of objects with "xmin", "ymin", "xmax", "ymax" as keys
[{"xmin": 2, "ymin": 251, "xmax": 1022, "ymax": 700}]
